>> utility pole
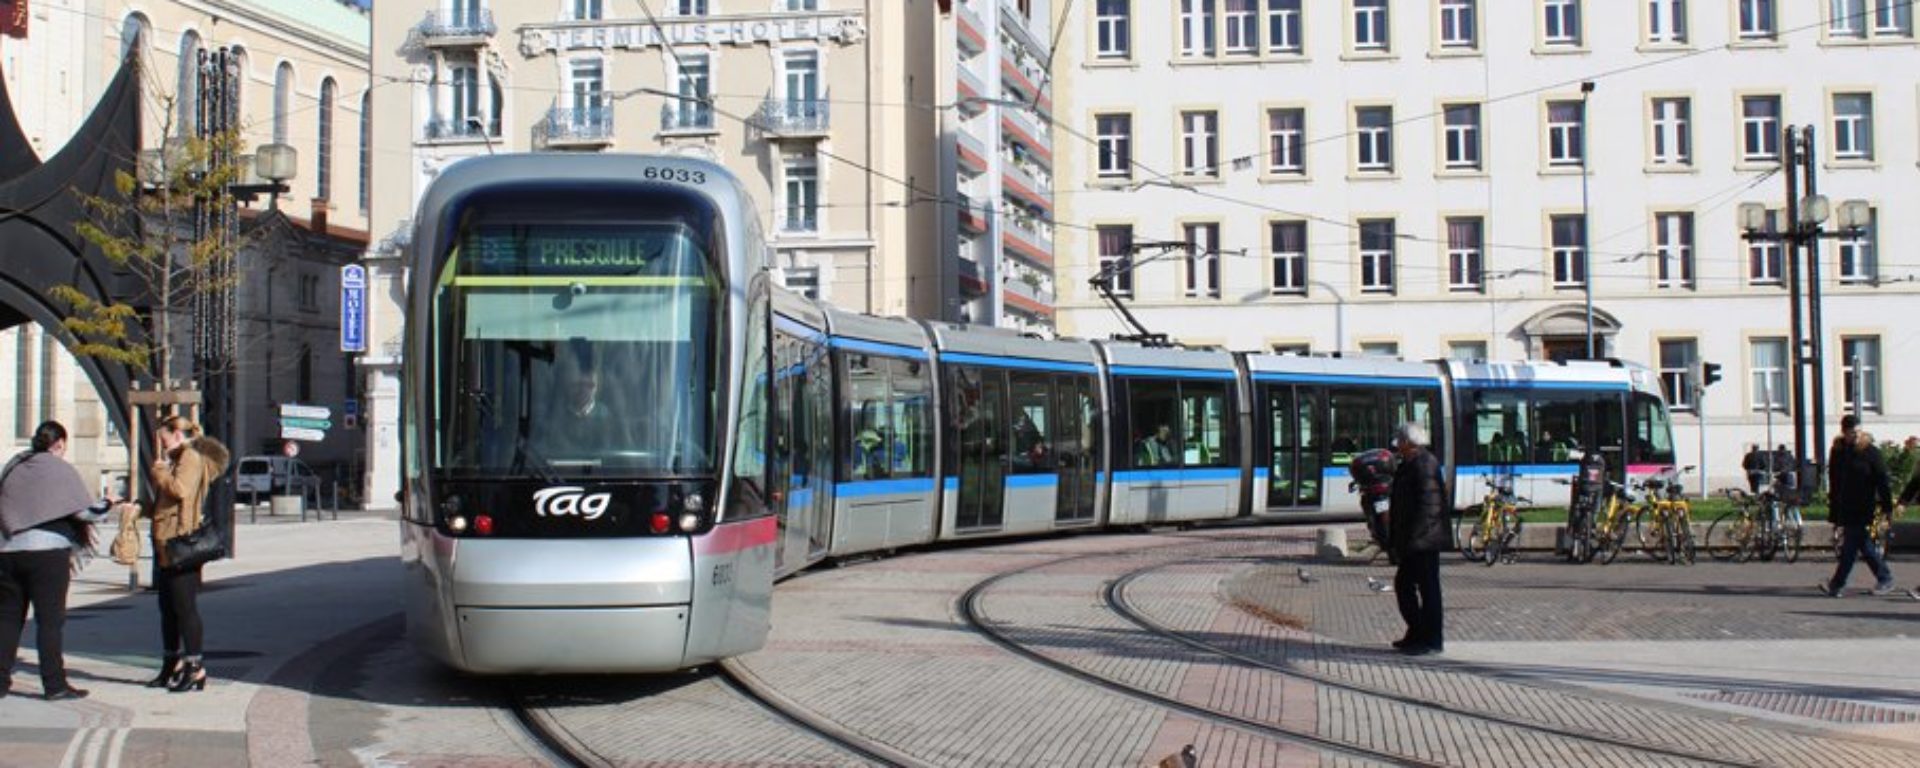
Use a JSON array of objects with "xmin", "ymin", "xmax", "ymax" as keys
[{"xmin": 1799, "ymin": 127, "xmax": 1829, "ymax": 466}]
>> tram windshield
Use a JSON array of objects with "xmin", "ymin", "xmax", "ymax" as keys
[{"xmin": 433, "ymin": 203, "xmax": 722, "ymax": 477}]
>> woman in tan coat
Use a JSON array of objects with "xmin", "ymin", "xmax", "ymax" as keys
[{"xmin": 145, "ymin": 416, "xmax": 229, "ymax": 693}]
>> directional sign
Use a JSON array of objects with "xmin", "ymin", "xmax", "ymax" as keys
[
  {"xmin": 280, "ymin": 403, "xmax": 331, "ymax": 420},
  {"xmin": 279, "ymin": 417, "xmax": 333, "ymax": 431},
  {"xmin": 341, "ymin": 264, "xmax": 367, "ymax": 353},
  {"xmin": 280, "ymin": 426, "xmax": 326, "ymax": 442}
]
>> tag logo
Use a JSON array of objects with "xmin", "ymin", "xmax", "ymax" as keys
[{"xmin": 531, "ymin": 486, "xmax": 612, "ymax": 520}]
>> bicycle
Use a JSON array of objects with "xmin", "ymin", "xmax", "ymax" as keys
[
  {"xmin": 1460, "ymin": 476, "xmax": 1526, "ymax": 566},
  {"xmin": 1707, "ymin": 486, "xmax": 1803, "ymax": 563},
  {"xmin": 1830, "ymin": 506, "xmax": 1895, "ymax": 562},
  {"xmin": 1591, "ymin": 478, "xmax": 1639, "ymax": 565},
  {"xmin": 1633, "ymin": 468, "xmax": 1697, "ymax": 565}
]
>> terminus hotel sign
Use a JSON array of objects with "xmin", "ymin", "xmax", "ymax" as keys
[{"xmin": 519, "ymin": 13, "xmax": 867, "ymax": 55}]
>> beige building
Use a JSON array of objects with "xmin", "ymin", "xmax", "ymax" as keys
[
  {"xmin": 362, "ymin": 0, "xmax": 941, "ymax": 506},
  {"xmin": 1, "ymin": 0, "xmax": 371, "ymax": 492}
]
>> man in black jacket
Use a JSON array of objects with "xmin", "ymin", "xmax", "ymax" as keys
[
  {"xmin": 1822, "ymin": 415, "xmax": 1895, "ymax": 597},
  {"xmin": 1389, "ymin": 422, "xmax": 1451, "ymax": 655}
]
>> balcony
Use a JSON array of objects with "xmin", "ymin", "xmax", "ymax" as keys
[
  {"xmin": 1000, "ymin": 109, "xmax": 1051, "ymax": 162},
  {"xmin": 956, "ymin": 256, "xmax": 987, "ymax": 298},
  {"xmin": 661, "ymin": 102, "xmax": 717, "ymax": 135},
  {"xmin": 541, "ymin": 106, "xmax": 614, "ymax": 149},
  {"xmin": 752, "ymin": 99, "xmax": 831, "ymax": 139},
  {"xmin": 957, "ymin": 130, "xmax": 988, "ymax": 176},
  {"xmin": 419, "ymin": 8, "xmax": 496, "ymax": 47},
  {"xmin": 957, "ymin": 63, "xmax": 987, "ymax": 108},
  {"xmin": 1002, "ymin": 282, "xmax": 1055, "ymax": 318},
  {"xmin": 956, "ymin": 194, "xmax": 988, "ymax": 234},
  {"xmin": 956, "ymin": 0, "xmax": 987, "ymax": 56},
  {"xmin": 423, "ymin": 116, "xmax": 498, "ymax": 142},
  {"xmin": 1001, "ymin": 218, "xmax": 1052, "ymax": 267},
  {"xmin": 999, "ymin": 159, "xmax": 1050, "ymax": 211}
]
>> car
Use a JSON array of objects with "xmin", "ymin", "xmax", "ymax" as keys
[{"xmin": 233, "ymin": 456, "xmax": 319, "ymax": 498}]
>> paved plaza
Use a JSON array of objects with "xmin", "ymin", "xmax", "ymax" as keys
[{"xmin": 3, "ymin": 517, "xmax": 1919, "ymax": 766}]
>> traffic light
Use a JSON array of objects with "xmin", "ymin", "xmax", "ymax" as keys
[{"xmin": 1701, "ymin": 362, "xmax": 1723, "ymax": 387}]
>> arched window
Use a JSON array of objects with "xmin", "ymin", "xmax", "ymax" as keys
[
  {"xmin": 358, "ymin": 90, "xmax": 371, "ymax": 214},
  {"xmin": 273, "ymin": 62, "xmax": 294, "ymax": 145},
  {"xmin": 119, "ymin": 14, "xmax": 151, "ymax": 65},
  {"xmin": 317, "ymin": 77, "xmax": 336, "ymax": 201},
  {"xmin": 227, "ymin": 46, "xmax": 248, "ymax": 126},
  {"xmin": 178, "ymin": 31, "xmax": 203, "ymax": 136}
]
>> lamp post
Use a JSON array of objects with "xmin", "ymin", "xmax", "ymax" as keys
[
  {"xmin": 1737, "ymin": 124, "xmax": 1868, "ymax": 483},
  {"xmin": 1579, "ymin": 81, "xmax": 1596, "ymax": 359}
]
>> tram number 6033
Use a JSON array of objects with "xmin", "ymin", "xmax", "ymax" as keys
[{"xmin": 641, "ymin": 165, "xmax": 707, "ymax": 184}]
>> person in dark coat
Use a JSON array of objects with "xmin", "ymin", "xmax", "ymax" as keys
[
  {"xmin": 0, "ymin": 421, "xmax": 119, "ymax": 700},
  {"xmin": 1742, "ymin": 445, "xmax": 1768, "ymax": 493},
  {"xmin": 1388, "ymin": 422, "xmax": 1450, "ymax": 655},
  {"xmin": 1821, "ymin": 415, "xmax": 1894, "ymax": 597}
]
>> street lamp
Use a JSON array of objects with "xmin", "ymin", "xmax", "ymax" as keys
[
  {"xmin": 1579, "ymin": 80, "xmax": 1596, "ymax": 359},
  {"xmin": 1737, "ymin": 124, "xmax": 1868, "ymax": 480}
]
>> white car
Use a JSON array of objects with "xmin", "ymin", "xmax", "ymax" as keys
[{"xmin": 233, "ymin": 456, "xmax": 319, "ymax": 498}]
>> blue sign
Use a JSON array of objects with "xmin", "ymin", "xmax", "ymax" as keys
[{"xmin": 341, "ymin": 264, "xmax": 367, "ymax": 353}]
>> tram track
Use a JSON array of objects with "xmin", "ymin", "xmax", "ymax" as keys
[{"xmin": 1104, "ymin": 561, "xmax": 1760, "ymax": 768}]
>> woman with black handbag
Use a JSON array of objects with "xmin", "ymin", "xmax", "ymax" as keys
[
  {"xmin": 0, "ymin": 421, "xmax": 120, "ymax": 700},
  {"xmin": 145, "ymin": 416, "xmax": 229, "ymax": 693}
]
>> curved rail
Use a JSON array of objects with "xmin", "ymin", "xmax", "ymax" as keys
[
  {"xmin": 716, "ymin": 658, "xmax": 927, "ymax": 768},
  {"xmin": 1105, "ymin": 563, "xmax": 1760, "ymax": 768}
]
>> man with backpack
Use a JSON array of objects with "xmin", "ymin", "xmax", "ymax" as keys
[{"xmin": 1389, "ymin": 422, "xmax": 1450, "ymax": 655}]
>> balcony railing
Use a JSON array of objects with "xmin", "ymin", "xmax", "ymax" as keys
[
  {"xmin": 423, "ymin": 116, "xmax": 497, "ymax": 141},
  {"xmin": 1001, "ymin": 108, "xmax": 1051, "ymax": 156},
  {"xmin": 419, "ymin": 8, "xmax": 497, "ymax": 43},
  {"xmin": 1002, "ymin": 219, "xmax": 1052, "ymax": 266},
  {"xmin": 661, "ymin": 102, "xmax": 716, "ymax": 133},
  {"xmin": 542, "ymin": 106, "xmax": 614, "ymax": 147},
  {"xmin": 753, "ymin": 99, "xmax": 831, "ymax": 137}
]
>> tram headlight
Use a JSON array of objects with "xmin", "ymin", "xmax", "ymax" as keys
[
  {"xmin": 683, "ymin": 493, "xmax": 704, "ymax": 513},
  {"xmin": 448, "ymin": 515, "xmax": 469, "ymax": 534},
  {"xmin": 679, "ymin": 513, "xmax": 702, "ymax": 532}
]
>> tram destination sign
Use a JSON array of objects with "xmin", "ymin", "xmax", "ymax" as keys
[{"xmin": 463, "ymin": 224, "xmax": 689, "ymax": 276}]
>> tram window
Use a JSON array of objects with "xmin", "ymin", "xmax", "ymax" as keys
[
  {"xmin": 1009, "ymin": 373, "xmax": 1054, "ymax": 474},
  {"xmin": 1471, "ymin": 390, "xmax": 1530, "ymax": 465},
  {"xmin": 1128, "ymin": 380, "xmax": 1181, "ymax": 468},
  {"xmin": 1531, "ymin": 393, "xmax": 1591, "ymax": 463},
  {"xmin": 1593, "ymin": 393, "xmax": 1626, "ymax": 470},
  {"xmin": 1630, "ymin": 393, "xmax": 1676, "ymax": 465},
  {"xmin": 946, "ymin": 364, "xmax": 1007, "ymax": 479},
  {"xmin": 844, "ymin": 353, "xmax": 893, "ymax": 480},
  {"xmin": 888, "ymin": 358, "xmax": 932, "ymax": 479},
  {"xmin": 1327, "ymin": 389, "xmax": 1386, "ymax": 464},
  {"xmin": 725, "ymin": 296, "xmax": 770, "ymax": 520},
  {"xmin": 1181, "ymin": 383, "xmax": 1230, "ymax": 468}
]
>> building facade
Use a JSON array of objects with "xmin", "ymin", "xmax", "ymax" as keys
[
  {"xmin": 939, "ymin": 0, "xmax": 1056, "ymax": 333},
  {"xmin": 363, "ymin": 0, "xmax": 941, "ymax": 506},
  {"xmin": 1, "ymin": 0, "xmax": 372, "ymax": 494},
  {"xmin": 1054, "ymin": 1, "xmax": 1920, "ymax": 489}
]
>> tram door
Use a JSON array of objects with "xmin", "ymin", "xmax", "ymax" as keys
[
  {"xmin": 802, "ymin": 342, "xmax": 834, "ymax": 556},
  {"xmin": 768, "ymin": 334, "xmax": 801, "ymax": 572},
  {"xmin": 1053, "ymin": 376, "xmax": 1098, "ymax": 523},
  {"xmin": 1265, "ymin": 385, "xmax": 1325, "ymax": 509},
  {"xmin": 951, "ymin": 366, "xmax": 1007, "ymax": 530}
]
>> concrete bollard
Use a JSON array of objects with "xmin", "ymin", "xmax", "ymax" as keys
[
  {"xmin": 270, "ymin": 494, "xmax": 304, "ymax": 520},
  {"xmin": 1317, "ymin": 527, "xmax": 1349, "ymax": 560}
]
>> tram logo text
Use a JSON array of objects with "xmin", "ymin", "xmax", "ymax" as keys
[{"xmin": 531, "ymin": 486, "xmax": 613, "ymax": 520}]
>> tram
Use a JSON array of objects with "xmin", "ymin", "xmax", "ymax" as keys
[{"xmin": 399, "ymin": 155, "xmax": 1675, "ymax": 673}]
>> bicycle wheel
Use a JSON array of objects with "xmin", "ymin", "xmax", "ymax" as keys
[
  {"xmin": 1482, "ymin": 513, "xmax": 1506, "ymax": 566},
  {"xmin": 1673, "ymin": 509, "xmax": 1696, "ymax": 565},
  {"xmin": 1877, "ymin": 522, "xmax": 1894, "ymax": 563},
  {"xmin": 1782, "ymin": 515, "xmax": 1803, "ymax": 563},
  {"xmin": 1465, "ymin": 521, "xmax": 1487, "ymax": 563},
  {"xmin": 1457, "ymin": 508, "xmax": 1480, "ymax": 560},
  {"xmin": 1638, "ymin": 512, "xmax": 1669, "ymax": 562},
  {"xmin": 1706, "ymin": 512, "xmax": 1748, "ymax": 561},
  {"xmin": 1597, "ymin": 511, "xmax": 1625, "ymax": 565}
]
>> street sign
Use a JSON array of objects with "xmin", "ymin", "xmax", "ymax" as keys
[
  {"xmin": 279, "ymin": 417, "xmax": 333, "ymax": 431},
  {"xmin": 343, "ymin": 398, "xmax": 360, "ymax": 417},
  {"xmin": 280, "ymin": 426, "xmax": 326, "ymax": 442},
  {"xmin": 282, "ymin": 440, "xmax": 300, "ymax": 458},
  {"xmin": 341, "ymin": 264, "xmax": 367, "ymax": 353},
  {"xmin": 279, "ymin": 403, "xmax": 330, "ymax": 420}
]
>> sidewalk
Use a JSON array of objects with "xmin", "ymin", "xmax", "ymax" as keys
[{"xmin": 0, "ymin": 512, "xmax": 401, "ymax": 768}]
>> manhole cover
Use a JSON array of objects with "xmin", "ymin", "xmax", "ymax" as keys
[{"xmin": 1687, "ymin": 690, "xmax": 1920, "ymax": 724}]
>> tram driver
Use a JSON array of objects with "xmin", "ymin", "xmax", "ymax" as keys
[{"xmin": 541, "ymin": 346, "xmax": 636, "ymax": 463}]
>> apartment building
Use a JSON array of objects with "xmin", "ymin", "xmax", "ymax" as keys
[
  {"xmin": 1053, "ymin": 0, "xmax": 1920, "ymax": 488},
  {"xmin": 939, "ymin": 0, "xmax": 1057, "ymax": 333},
  {"xmin": 362, "ymin": 0, "xmax": 940, "ymax": 505},
  {"xmin": 1, "ymin": 0, "xmax": 371, "ymax": 490}
]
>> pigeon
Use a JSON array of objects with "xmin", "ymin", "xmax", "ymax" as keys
[
  {"xmin": 1156, "ymin": 744, "xmax": 1198, "ymax": 768},
  {"xmin": 1366, "ymin": 576, "xmax": 1394, "ymax": 593},
  {"xmin": 1296, "ymin": 567, "xmax": 1317, "ymax": 584}
]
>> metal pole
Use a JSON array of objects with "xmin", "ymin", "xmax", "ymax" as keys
[
  {"xmin": 1782, "ymin": 127, "xmax": 1808, "ymax": 467},
  {"xmin": 1694, "ymin": 376, "xmax": 1707, "ymax": 493},
  {"xmin": 1801, "ymin": 126, "xmax": 1829, "ymax": 476},
  {"xmin": 1580, "ymin": 83, "xmax": 1595, "ymax": 359}
]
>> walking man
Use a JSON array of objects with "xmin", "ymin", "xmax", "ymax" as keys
[
  {"xmin": 1389, "ymin": 422, "xmax": 1450, "ymax": 655},
  {"xmin": 1821, "ymin": 415, "xmax": 1896, "ymax": 597}
]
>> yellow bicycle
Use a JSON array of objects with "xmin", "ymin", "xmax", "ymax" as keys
[
  {"xmin": 1459, "ymin": 477, "xmax": 1526, "ymax": 566},
  {"xmin": 1633, "ymin": 469, "xmax": 1697, "ymax": 565},
  {"xmin": 1830, "ymin": 506, "xmax": 1896, "ymax": 561}
]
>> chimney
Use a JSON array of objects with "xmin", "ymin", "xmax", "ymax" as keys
[{"xmin": 310, "ymin": 198, "xmax": 329, "ymax": 235}]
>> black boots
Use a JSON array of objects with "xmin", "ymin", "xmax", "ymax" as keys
[
  {"xmin": 166, "ymin": 660, "xmax": 206, "ymax": 693},
  {"xmin": 145, "ymin": 655, "xmax": 180, "ymax": 688}
]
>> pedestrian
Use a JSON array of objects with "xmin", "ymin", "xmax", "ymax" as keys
[
  {"xmin": 143, "ymin": 416, "xmax": 230, "ymax": 693},
  {"xmin": 1820, "ymin": 415, "xmax": 1895, "ymax": 597},
  {"xmin": 1742, "ymin": 444, "xmax": 1768, "ymax": 493},
  {"xmin": 1388, "ymin": 422, "xmax": 1450, "ymax": 655},
  {"xmin": 0, "ymin": 421, "xmax": 119, "ymax": 700}
]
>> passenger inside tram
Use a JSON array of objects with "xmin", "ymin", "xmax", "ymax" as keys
[{"xmin": 1137, "ymin": 425, "xmax": 1176, "ymax": 467}]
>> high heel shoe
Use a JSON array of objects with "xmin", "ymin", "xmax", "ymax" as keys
[
  {"xmin": 145, "ymin": 656, "xmax": 180, "ymax": 688},
  {"xmin": 167, "ymin": 661, "xmax": 207, "ymax": 693}
]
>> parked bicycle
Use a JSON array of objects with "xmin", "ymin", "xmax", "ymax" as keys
[
  {"xmin": 1707, "ymin": 486, "xmax": 1804, "ymax": 563},
  {"xmin": 1591, "ymin": 477, "xmax": 1640, "ymax": 565},
  {"xmin": 1460, "ymin": 476, "xmax": 1526, "ymax": 566},
  {"xmin": 1634, "ymin": 468, "xmax": 1697, "ymax": 565}
]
